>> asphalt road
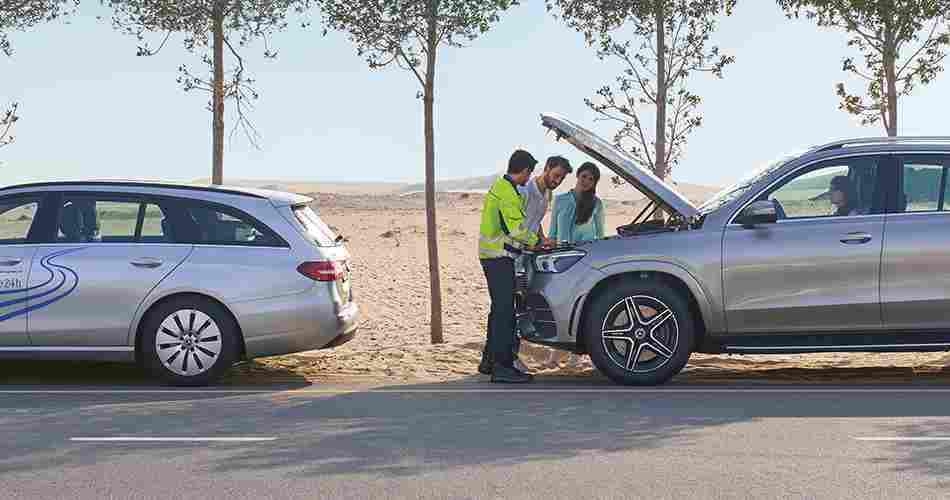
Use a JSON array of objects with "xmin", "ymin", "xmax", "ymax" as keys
[{"xmin": 2, "ymin": 375, "xmax": 950, "ymax": 499}]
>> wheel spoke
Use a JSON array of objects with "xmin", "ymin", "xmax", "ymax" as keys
[
  {"xmin": 626, "ymin": 342, "xmax": 647, "ymax": 371},
  {"xmin": 158, "ymin": 343, "xmax": 178, "ymax": 350},
  {"xmin": 173, "ymin": 314, "xmax": 186, "ymax": 334},
  {"xmin": 625, "ymin": 297, "xmax": 647, "ymax": 326},
  {"xmin": 182, "ymin": 350, "xmax": 190, "ymax": 373},
  {"xmin": 198, "ymin": 335, "xmax": 219, "ymax": 343},
  {"xmin": 194, "ymin": 347, "xmax": 217, "ymax": 368},
  {"xmin": 196, "ymin": 319, "xmax": 212, "ymax": 335},
  {"xmin": 602, "ymin": 334, "xmax": 633, "ymax": 342},
  {"xmin": 160, "ymin": 327, "xmax": 180, "ymax": 339},
  {"xmin": 196, "ymin": 345, "xmax": 217, "ymax": 358},
  {"xmin": 165, "ymin": 348, "xmax": 182, "ymax": 365},
  {"xmin": 645, "ymin": 338, "xmax": 674, "ymax": 359},
  {"xmin": 647, "ymin": 309, "xmax": 674, "ymax": 332},
  {"xmin": 192, "ymin": 352, "xmax": 204, "ymax": 371},
  {"xmin": 189, "ymin": 311, "xmax": 196, "ymax": 332}
]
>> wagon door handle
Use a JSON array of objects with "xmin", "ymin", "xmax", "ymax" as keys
[
  {"xmin": 0, "ymin": 258, "xmax": 22, "ymax": 266},
  {"xmin": 840, "ymin": 232, "xmax": 872, "ymax": 244},
  {"xmin": 130, "ymin": 258, "xmax": 163, "ymax": 269}
]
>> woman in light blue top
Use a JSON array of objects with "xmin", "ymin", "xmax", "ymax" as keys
[{"xmin": 549, "ymin": 162, "xmax": 605, "ymax": 244}]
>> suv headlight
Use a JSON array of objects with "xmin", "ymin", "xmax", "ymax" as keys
[{"xmin": 534, "ymin": 250, "xmax": 586, "ymax": 274}]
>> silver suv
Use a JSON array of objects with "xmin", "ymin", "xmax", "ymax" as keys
[
  {"xmin": 0, "ymin": 181, "xmax": 358, "ymax": 385},
  {"xmin": 523, "ymin": 113, "xmax": 950, "ymax": 385}
]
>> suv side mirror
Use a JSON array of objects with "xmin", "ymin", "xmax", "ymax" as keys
[{"xmin": 737, "ymin": 200, "xmax": 778, "ymax": 228}]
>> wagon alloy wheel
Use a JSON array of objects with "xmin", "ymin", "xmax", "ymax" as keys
[
  {"xmin": 601, "ymin": 295, "xmax": 679, "ymax": 374},
  {"xmin": 155, "ymin": 309, "xmax": 223, "ymax": 377}
]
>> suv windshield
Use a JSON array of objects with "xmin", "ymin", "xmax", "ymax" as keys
[
  {"xmin": 292, "ymin": 205, "xmax": 340, "ymax": 247},
  {"xmin": 697, "ymin": 151, "xmax": 804, "ymax": 214}
]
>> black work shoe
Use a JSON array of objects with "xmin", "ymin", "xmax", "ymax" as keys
[
  {"xmin": 490, "ymin": 363, "xmax": 534, "ymax": 384},
  {"xmin": 477, "ymin": 353, "xmax": 493, "ymax": 375}
]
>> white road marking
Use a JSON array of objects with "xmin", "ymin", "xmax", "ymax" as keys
[
  {"xmin": 855, "ymin": 437, "xmax": 950, "ymax": 442},
  {"xmin": 70, "ymin": 437, "xmax": 277, "ymax": 442}
]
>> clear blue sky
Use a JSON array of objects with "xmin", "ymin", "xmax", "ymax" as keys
[{"xmin": 1, "ymin": 1, "xmax": 948, "ymax": 188}]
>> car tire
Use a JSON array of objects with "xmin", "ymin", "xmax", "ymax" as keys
[
  {"xmin": 140, "ymin": 296, "xmax": 240, "ymax": 387},
  {"xmin": 585, "ymin": 279, "xmax": 693, "ymax": 386}
]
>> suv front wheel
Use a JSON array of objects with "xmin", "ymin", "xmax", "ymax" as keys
[{"xmin": 585, "ymin": 280, "xmax": 693, "ymax": 385}]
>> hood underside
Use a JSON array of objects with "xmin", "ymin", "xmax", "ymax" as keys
[{"xmin": 540, "ymin": 113, "xmax": 699, "ymax": 220}]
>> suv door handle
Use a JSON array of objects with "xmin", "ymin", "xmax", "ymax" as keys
[
  {"xmin": 0, "ymin": 258, "xmax": 22, "ymax": 266},
  {"xmin": 840, "ymin": 232, "xmax": 872, "ymax": 244},
  {"xmin": 130, "ymin": 258, "xmax": 163, "ymax": 269}
]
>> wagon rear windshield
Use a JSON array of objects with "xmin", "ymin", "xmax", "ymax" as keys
[{"xmin": 292, "ymin": 205, "xmax": 339, "ymax": 247}]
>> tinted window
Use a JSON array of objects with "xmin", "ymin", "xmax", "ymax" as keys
[
  {"xmin": 182, "ymin": 204, "xmax": 282, "ymax": 246},
  {"xmin": 57, "ymin": 197, "xmax": 140, "ymax": 243},
  {"xmin": 54, "ymin": 195, "xmax": 176, "ymax": 244},
  {"xmin": 896, "ymin": 156, "xmax": 949, "ymax": 213},
  {"xmin": 140, "ymin": 203, "xmax": 170, "ymax": 242},
  {"xmin": 944, "ymin": 167, "xmax": 950, "ymax": 210},
  {"xmin": 0, "ymin": 197, "xmax": 40, "ymax": 244},
  {"xmin": 760, "ymin": 156, "xmax": 883, "ymax": 219}
]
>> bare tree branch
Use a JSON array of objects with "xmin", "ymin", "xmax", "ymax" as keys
[
  {"xmin": 897, "ymin": 18, "xmax": 942, "ymax": 78},
  {"xmin": 780, "ymin": 0, "xmax": 950, "ymax": 136},
  {"xmin": 0, "ymin": 102, "xmax": 18, "ymax": 149},
  {"xmin": 554, "ymin": 0, "xmax": 734, "ymax": 179},
  {"xmin": 396, "ymin": 45, "xmax": 426, "ymax": 88}
]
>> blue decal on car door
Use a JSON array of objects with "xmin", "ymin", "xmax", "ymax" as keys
[{"xmin": 0, "ymin": 247, "xmax": 83, "ymax": 322}]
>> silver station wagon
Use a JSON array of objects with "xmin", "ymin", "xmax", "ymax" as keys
[
  {"xmin": 520, "ymin": 113, "xmax": 950, "ymax": 385},
  {"xmin": 0, "ymin": 181, "xmax": 358, "ymax": 385}
]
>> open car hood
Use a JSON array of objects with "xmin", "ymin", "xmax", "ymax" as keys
[{"xmin": 541, "ymin": 113, "xmax": 700, "ymax": 220}]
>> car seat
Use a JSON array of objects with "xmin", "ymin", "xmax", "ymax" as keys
[{"xmin": 59, "ymin": 203, "xmax": 81, "ymax": 242}]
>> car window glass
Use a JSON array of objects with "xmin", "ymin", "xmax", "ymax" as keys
[
  {"xmin": 140, "ymin": 203, "xmax": 170, "ymax": 242},
  {"xmin": 0, "ymin": 198, "xmax": 39, "ymax": 244},
  {"xmin": 292, "ymin": 205, "xmax": 338, "ymax": 246},
  {"xmin": 57, "ymin": 197, "xmax": 138, "ymax": 243},
  {"xmin": 899, "ymin": 159, "xmax": 945, "ymax": 213},
  {"xmin": 944, "ymin": 167, "xmax": 950, "ymax": 211},
  {"xmin": 762, "ymin": 156, "xmax": 882, "ymax": 219},
  {"xmin": 184, "ymin": 205, "xmax": 279, "ymax": 246}
]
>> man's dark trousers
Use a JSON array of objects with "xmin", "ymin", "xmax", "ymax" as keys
[{"xmin": 480, "ymin": 257, "xmax": 517, "ymax": 367}]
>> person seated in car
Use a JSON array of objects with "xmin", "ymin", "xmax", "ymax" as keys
[
  {"xmin": 829, "ymin": 175, "xmax": 862, "ymax": 216},
  {"xmin": 550, "ymin": 162, "xmax": 605, "ymax": 243}
]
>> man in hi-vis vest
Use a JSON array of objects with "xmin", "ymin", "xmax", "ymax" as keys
[{"xmin": 477, "ymin": 150, "xmax": 552, "ymax": 383}]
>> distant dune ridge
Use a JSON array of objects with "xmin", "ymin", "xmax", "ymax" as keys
[{"xmin": 195, "ymin": 174, "xmax": 723, "ymax": 205}]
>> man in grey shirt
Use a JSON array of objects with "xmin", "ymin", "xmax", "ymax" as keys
[{"xmin": 519, "ymin": 156, "xmax": 572, "ymax": 241}]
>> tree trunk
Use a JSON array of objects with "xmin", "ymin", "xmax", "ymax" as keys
[
  {"xmin": 652, "ymin": 2, "xmax": 668, "ymax": 221},
  {"xmin": 654, "ymin": 2, "xmax": 667, "ymax": 180},
  {"xmin": 424, "ymin": 0, "xmax": 444, "ymax": 344},
  {"xmin": 884, "ymin": 44, "xmax": 898, "ymax": 137},
  {"xmin": 211, "ymin": 7, "xmax": 226, "ymax": 185}
]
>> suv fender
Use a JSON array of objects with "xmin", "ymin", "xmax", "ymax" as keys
[{"xmin": 574, "ymin": 260, "xmax": 721, "ymax": 342}]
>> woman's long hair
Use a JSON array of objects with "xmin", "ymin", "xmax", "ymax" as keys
[
  {"xmin": 575, "ymin": 162, "xmax": 601, "ymax": 225},
  {"xmin": 830, "ymin": 175, "xmax": 858, "ymax": 217}
]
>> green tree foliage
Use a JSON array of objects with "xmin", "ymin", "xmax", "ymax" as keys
[
  {"xmin": 318, "ymin": 0, "xmax": 518, "ymax": 344},
  {"xmin": 549, "ymin": 0, "xmax": 735, "ymax": 180},
  {"xmin": 778, "ymin": 0, "xmax": 950, "ymax": 136},
  {"xmin": 1, "ymin": 0, "xmax": 77, "ymax": 56},
  {"xmin": 106, "ymin": 0, "xmax": 312, "ymax": 184}
]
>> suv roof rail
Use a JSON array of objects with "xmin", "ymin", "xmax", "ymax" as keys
[
  {"xmin": 812, "ymin": 136, "xmax": 950, "ymax": 152},
  {"xmin": 0, "ymin": 180, "xmax": 268, "ymax": 199}
]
